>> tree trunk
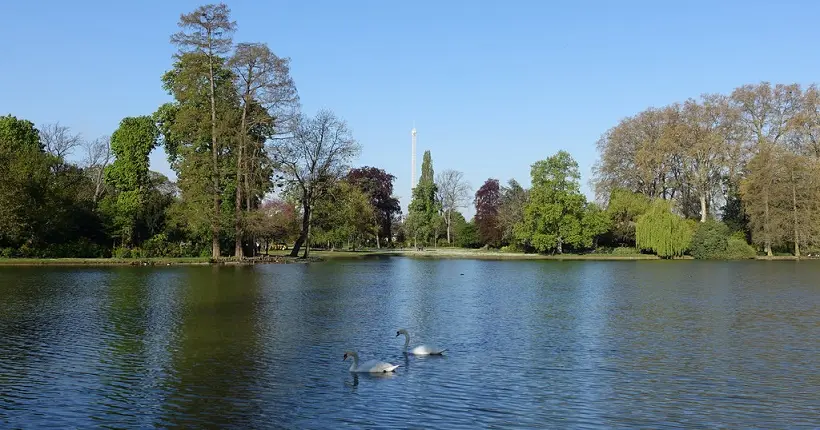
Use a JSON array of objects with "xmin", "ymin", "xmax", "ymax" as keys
[
  {"xmin": 290, "ymin": 198, "xmax": 311, "ymax": 257},
  {"xmin": 375, "ymin": 225, "xmax": 380, "ymax": 249},
  {"xmin": 212, "ymin": 230, "xmax": 220, "ymax": 259},
  {"xmin": 93, "ymin": 167, "xmax": 105, "ymax": 204},
  {"xmin": 235, "ymin": 92, "xmax": 250, "ymax": 260},
  {"xmin": 446, "ymin": 210, "xmax": 452, "ymax": 244},
  {"xmin": 764, "ymin": 189, "xmax": 772, "ymax": 257},
  {"xmin": 234, "ymin": 153, "xmax": 244, "ymax": 258},
  {"xmin": 208, "ymin": 40, "xmax": 221, "ymax": 260},
  {"xmin": 792, "ymin": 176, "xmax": 800, "ymax": 258},
  {"xmin": 302, "ymin": 208, "xmax": 313, "ymax": 259},
  {"xmin": 557, "ymin": 237, "xmax": 563, "ymax": 254},
  {"xmin": 245, "ymin": 145, "xmax": 255, "ymax": 211},
  {"xmin": 700, "ymin": 194, "xmax": 707, "ymax": 223}
]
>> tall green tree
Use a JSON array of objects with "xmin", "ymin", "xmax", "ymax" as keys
[
  {"xmin": 514, "ymin": 151, "xmax": 604, "ymax": 253},
  {"xmin": 0, "ymin": 115, "xmax": 52, "ymax": 247},
  {"xmin": 228, "ymin": 42, "xmax": 299, "ymax": 258},
  {"xmin": 406, "ymin": 150, "xmax": 440, "ymax": 247},
  {"xmin": 157, "ymin": 52, "xmax": 239, "ymax": 256},
  {"xmin": 103, "ymin": 116, "xmax": 159, "ymax": 246},
  {"xmin": 169, "ymin": 3, "xmax": 237, "ymax": 258}
]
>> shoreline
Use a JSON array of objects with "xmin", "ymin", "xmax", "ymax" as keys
[
  {"xmin": 1, "ymin": 248, "xmax": 814, "ymax": 266},
  {"xmin": 0, "ymin": 255, "xmax": 320, "ymax": 267}
]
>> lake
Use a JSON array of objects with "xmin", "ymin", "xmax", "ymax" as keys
[{"xmin": 0, "ymin": 258, "xmax": 818, "ymax": 428}]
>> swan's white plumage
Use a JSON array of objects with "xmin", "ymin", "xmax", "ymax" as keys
[
  {"xmin": 396, "ymin": 329, "xmax": 447, "ymax": 355},
  {"xmin": 343, "ymin": 351, "xmax": 399, "ymax": 373}
]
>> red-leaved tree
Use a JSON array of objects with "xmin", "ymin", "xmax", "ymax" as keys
[
  {"xmin": 346, "ymin": 166, "xmax": 401, "ymax": 247},
  {"xmin": 474, "ymin": 178, "xmax": 502, "ymax": 247}
]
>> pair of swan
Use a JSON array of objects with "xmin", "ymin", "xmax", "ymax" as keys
[{"xmin": 343, "ymin": 328, "xmax": 447, "ymax": 373}]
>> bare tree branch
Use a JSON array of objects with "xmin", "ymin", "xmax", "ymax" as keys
[
  {"xmin": 269, "ymin": 109, "xmax": 361, "ymax": 257},
  {"xmin": 436, "ymin": 169, "xmax": 472, "ymax": 244},
  {"xmin": 40, "ymin": 122, "xmax": 82, "ymax": 160}
]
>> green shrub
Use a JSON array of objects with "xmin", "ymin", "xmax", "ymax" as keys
[
  {"xmin": 612, "ymin": 246, "xmax": 641, "ymax": 255},
  {"xmin": 18, "ymin": 243, "xmax": 35, "ymax": 258},
  {"xmin": 38, "ymin": 239, "xmax": 108, "ymax": 258},
  {"xmin": 690, "ymin": 220, "xmax": 730, "ymax": 259},
  {"xmin": 113, "ymin": 247, "xmax": 131, "ymax": 259},
  {"xmin": 0, "ymin": 247, "xmax": 16, "ymax": 258},
  {"xmin": 143, "ymin": 234, "xmax": 171, "ymax": 257},
  {"xmin": 726, "ymin": 235, "xmax": 757, "ymax": 259},
  {"xmin": 500, "ymin": 244, "xmax": 523, "ymax": 253},
  {"xmin": 590, "ymin": 246, "xmax": 613, "ymax": 254}
]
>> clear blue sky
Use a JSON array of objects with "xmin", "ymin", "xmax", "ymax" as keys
[{"xmin": 3, "ymin": 0, "xmax": 820, "ymax": 217}]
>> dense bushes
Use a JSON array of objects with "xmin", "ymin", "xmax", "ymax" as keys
[
  {"xmin": 3, "ymin": 240, "xmax": 110, "ymax": 259},
  {"xmin": 611, "ymin": 246, "xmax": 641, "ymax": 255},
  {"xmin": 690, "ymin": 221, "xmax": 757, "ymax": 259},
  {"xmin": 726, "ymin": 233, "xmax": 757, "ymax": 259},
  {"xmin": 110, "ymin": 235, "xmax": 208, "ymax": 259},
  {"xmin": 691, "ymin": 221, "xmax": 730, "ymax": 259}
]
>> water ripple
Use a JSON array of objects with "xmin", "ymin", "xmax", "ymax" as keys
[{"xmin": 0, "ymin": 261, "xmax": 818, "ymax": 428}]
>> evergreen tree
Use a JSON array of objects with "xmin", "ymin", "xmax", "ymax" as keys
[{"xmin": 406, "ymin": 150, "xmax": 441, "ymax": 246}]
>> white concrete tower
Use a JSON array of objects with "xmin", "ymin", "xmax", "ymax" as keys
[{"xmin": 411, "ymin": 126, "xmax": 417, "ymax": 192}]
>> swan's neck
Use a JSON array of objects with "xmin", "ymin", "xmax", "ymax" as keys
[
  {"xmin": 402, "ymin": 333, "xmax": 410, "ymax": 349},
  {"xmin": 348, "ymin": 353, "xmax": 359, "ymax": 370}
]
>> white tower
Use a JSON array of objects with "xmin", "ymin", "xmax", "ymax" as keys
[{"xmin": 411, "ymin": 126, "xmax": 417, "ymax": 192}]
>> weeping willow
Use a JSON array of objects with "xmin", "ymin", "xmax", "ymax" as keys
[{"xmin": 635, "ymin": 199, "xmax": 694, "ymax": 258}]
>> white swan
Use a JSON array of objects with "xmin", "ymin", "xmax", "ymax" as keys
[
  {"xmin": 396, "ymin": 329, "xmax": 447, "ymax": 355},
  {"xmin": 343, "ymin": 351, "xmax": 400, "ymax": 373}
]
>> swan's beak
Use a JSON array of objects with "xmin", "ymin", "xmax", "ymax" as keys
[
  {"xmin": 343, "ymin": 354, "xmax": 348, "ymax": 361},
  {"xmin": 396, "ymin": 333, "xmax": 399, "ymax": 337}
]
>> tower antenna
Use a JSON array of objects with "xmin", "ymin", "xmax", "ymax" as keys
[{"xmin": 411, "ymin": 123, "xmax": 417, "ymax": 193}]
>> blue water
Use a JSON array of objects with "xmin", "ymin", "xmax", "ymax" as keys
[{"xmin": 0, "ymin": 258, "xmax": 818, "ymax": 428}]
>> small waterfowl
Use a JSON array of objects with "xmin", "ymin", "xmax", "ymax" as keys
[
  {"xmin": 343, "ymin": 351, "xmax": 400, "ymax": 373},
  {"xmin": 396, "ymin": 329, "xmax": 447, "ymax": 355}
]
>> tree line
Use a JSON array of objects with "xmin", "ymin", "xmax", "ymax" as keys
[
  {"xmin": 0, "ymin": 3, "xmax": 402, "ymax": 259},
  {"xmin": 399, "ymin": 82, "xmax": 820, "ymax": 259},
  {"xmin": 2, "ymin": 1, "xmax": 817, "ymax": 261}
]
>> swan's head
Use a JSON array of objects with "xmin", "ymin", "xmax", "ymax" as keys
[
  {"xmin": 343, "ymin": 350, "xmax": 357, "ymax": 361},
  {"xmin": 396, "ymin": 329, "xmax": 408, "ymax": 337}
]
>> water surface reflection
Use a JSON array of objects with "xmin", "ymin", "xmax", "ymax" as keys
[{"xmin": 0, "ymin": 260, "xmax": 817, "ymax": 428}]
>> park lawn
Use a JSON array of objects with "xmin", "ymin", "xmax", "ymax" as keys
[
  {"xmin": 264, "ymin": 247, "xmax": 666, "ymax": 260},
  {"xmin": 0, "ymin": 257, "xmax": 213, "ymax": 266}
]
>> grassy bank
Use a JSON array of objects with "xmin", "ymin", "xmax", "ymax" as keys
[
  {"xmin": 268, "ymin": 248, "xmax": 666, "ymax": 261},
  {"xmin": 0, "ymin": 255, "xmax": 320, "ymax": 266},
  {"xmin": 388, "ymin": 248, "xmax": 665, "ymax": 260},
  {"xmin": 0, "ymin": 257, "xmax": 217, "ymax": 266},
  {"xmin": 2, "ymin": 248, "xmax": 814, "ymax": 266}
]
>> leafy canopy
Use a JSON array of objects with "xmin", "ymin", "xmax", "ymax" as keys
[
  {"xmin": 514, "ymin": 151, "xmax": 606, "ymax": 253},
  {"xmin": 635, "ymin": 199, "xmax": 694, "ymax": 258}
]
